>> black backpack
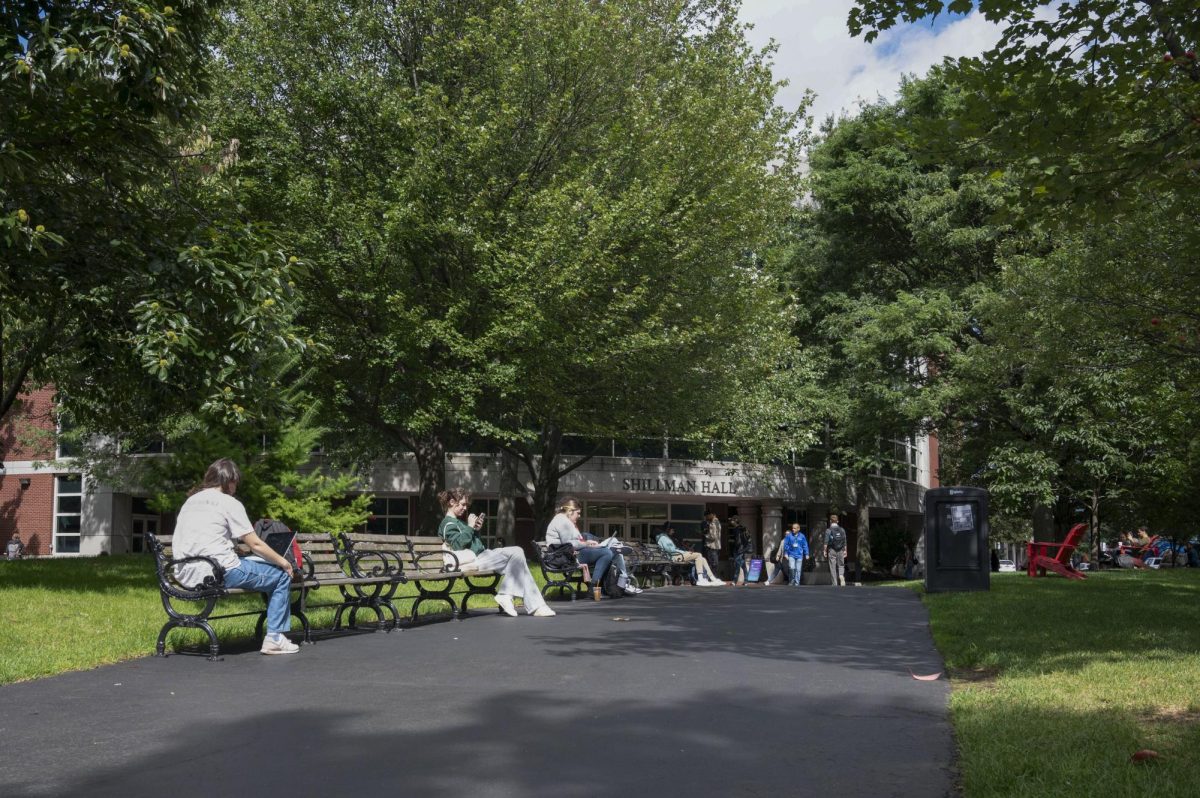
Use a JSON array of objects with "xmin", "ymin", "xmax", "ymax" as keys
[
  {"xmin": 541, "ymin": 543, "xmax": 577, "ymax": 571},
  {"xmin": 602, "ymin": 563, "xmax": 627, "ymax": 598},
  {"xmin": 827, "ymin": 526, "xmax": 847, "ymax": 552}
]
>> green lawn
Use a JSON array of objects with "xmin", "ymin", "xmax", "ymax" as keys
[
  {"xmin": 0, "ymin": 554, "xmax": 549, "ymax": 685},
  {"xmin": 902, "ymin": 570, "xmax": 1200, "ymax": 797}
]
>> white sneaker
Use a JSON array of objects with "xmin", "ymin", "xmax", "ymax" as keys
[
  {"xmin": 260, "ymin": 636, "xmax": 299, "ymax": 655},
  {"xmin": 530, "ymin": 605, "xmax": 556, "ymax": 617},
  {"xmin": 495, "ymin": 594, "xmax": 518, "ymax": 617},
  {"xmin": 706, "ymin": 577, "xmax": 726, "ymax": 586}
]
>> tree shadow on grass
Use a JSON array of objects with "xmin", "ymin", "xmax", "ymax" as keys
[{"xmin": 925, "ymin": 571, "xmax": 1200, "ymax": 678}]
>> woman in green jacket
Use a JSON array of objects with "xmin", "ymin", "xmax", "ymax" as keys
[{"xmin": 437, "ymin": 487, "xmax": 555, "ymax": 617}]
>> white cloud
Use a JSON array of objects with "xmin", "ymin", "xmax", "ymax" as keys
[{"xmin": 738, "ymin": 1, "xmax": 1004, "ymax": 127}]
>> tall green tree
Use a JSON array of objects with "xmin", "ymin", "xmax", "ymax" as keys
[
  {"xmin": 848, "ymin": 0, "xmax": 1199, "ymax": 215},
  {"xmin": 794, "ymin": 72, "xmax": 1010, "ymax": 568},
  {"xmin": 2, "ymin": 1, "xmax": 302, "ymax": 436},
  {"xmin": 214, "ymin": 0, "xmax": 810, "ymax": 532}
]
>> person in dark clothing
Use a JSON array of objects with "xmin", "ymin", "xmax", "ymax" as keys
[{"xmin": 729, "ymin": 516, "xmax": 752, "ymax": 585}]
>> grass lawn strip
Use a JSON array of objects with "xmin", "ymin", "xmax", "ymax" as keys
[
  {"xmin": 898, "ymin": 571, "xmax": 1200, "ymax": 798},
  {"xmin": 0, "ymin": 555, "xmax": 544, "ymax": 685}
]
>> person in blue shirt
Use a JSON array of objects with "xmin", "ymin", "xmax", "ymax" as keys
[{"xmin": 781, "ymin": 523, "xmax": 810, "ymax": 586}]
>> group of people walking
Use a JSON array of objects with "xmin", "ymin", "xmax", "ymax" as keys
[{"xmin": 170, "ymin": 457, "xmax": 860, "ymax": 655}]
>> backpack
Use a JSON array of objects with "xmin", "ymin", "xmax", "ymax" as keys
[
  {"xmin": 253, "ymin": 518, "xmax": 303, "ymax": 571},
  {"xmin": 827, "ymin": 526, "xmax": 847, "ymax": 552},
  {"xmin": 603, "ymin": 563, "xmax": 627, "ymax": 598},
  {"xmin": 541, "ymin": 543, "xmax": 577, "ymax": 571}
]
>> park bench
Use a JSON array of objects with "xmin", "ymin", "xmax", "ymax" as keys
[
  {"xmin": 147, "ymin": 531, "xmax": 396, "ymax": 660},
  {"xmin": 338, "ymin": 532, "xmax": 501, "ymax": 623},
  {"xmin": 533, "ymin": 541, "xmax": 591, "ymax": 600},
  {"xmin": 629, "ymin": 541, "xmax": 694, "ymax": 586}
]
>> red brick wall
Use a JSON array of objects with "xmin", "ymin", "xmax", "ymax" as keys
[
  {"xmin": 0, "ymin": 473, "xmax": 54, "ymax": 556},
  {"xmin": 0, "ymin": 387, "xmax": 57, "ymax": 461},
  {"xmin": 928, "ymin": 431, "xmax": 940, "ymax": 489}
]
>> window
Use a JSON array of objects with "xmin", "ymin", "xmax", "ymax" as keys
[
  {"xmin": 130, "ymin": 497, "xmax": 158, "ymax": 554},
  {"xmin": 365, "ymin": 497, "xmax": 409, "ymax": 535},
  {"xmin": 54, "ymin": 474, "xmax": 83, "ymax": 554}
]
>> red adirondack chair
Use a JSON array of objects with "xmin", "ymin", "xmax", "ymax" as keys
[{"xmin": 1027, "ymin": 522, "xmax": 1089, "ymax": 580}]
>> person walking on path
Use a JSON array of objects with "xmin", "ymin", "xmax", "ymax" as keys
[
  {"xmin": 782, "ymin": 523, "xmax": 810, "ymax": 586},
  {"xmin": 656, "ymin": 523, "xmax": 725, "ymax": 586},
  {"xmin": 729, "ymin": 516, "xmax": 752, "ymax": 585},
  {"xmin": 703, "ymin": 512, "xmax": 723, "ymax": 578},
  {"xmin": 438, "ymin": 487, "xmax": 556, "ymax": 617},
  {"xmin": 172, "ymin": 458, "xmax": 299, "ymax": 655},
  {"xmin": 824, "ymin": 514, "xmax": 848, "ymax": 587}
]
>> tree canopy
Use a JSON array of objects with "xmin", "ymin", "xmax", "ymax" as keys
[{"xmin": 213, "ymin": 0, "xmax": 812, "ymax": 530}]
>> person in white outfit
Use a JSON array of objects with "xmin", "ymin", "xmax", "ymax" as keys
[
  {"xmin": 437, "ymin": 487, "xmax": 555, "ymax": 617},
  {"xmin": 655, "ymin": 523, "xmax": 725, "ymax": 586}
]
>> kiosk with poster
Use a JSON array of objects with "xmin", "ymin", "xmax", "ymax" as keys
[
  {"xmin": 746, "ymin": 558, "xmax": 764, "ymax": 583},
  {"xmin": 924, "ymin": 486, "xmax": 990, "ymax": 592}
]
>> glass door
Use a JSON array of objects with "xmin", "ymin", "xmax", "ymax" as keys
[{"xmin": 131, "ymin": 516, "xmax": 158, "ymax": 554}]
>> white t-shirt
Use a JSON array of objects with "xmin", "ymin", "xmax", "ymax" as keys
[{"xmin": 173, "ymin": 488, "xmax": 254, "ymax": 587}]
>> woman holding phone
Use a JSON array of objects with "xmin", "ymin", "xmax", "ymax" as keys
[{"xmin": 437, "ymin": 487, "xmax": 556, "ymax": 617}]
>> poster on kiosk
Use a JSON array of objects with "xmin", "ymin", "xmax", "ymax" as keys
[{"xmin": 924, "ymin": 486, "xmax": 990, "ymax": 592}]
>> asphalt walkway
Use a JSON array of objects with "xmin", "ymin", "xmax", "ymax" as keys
[{"xmin": 0, "ymin": 584, "xmax": 954, "ymax": 797}]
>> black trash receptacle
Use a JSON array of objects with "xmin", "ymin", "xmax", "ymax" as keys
[{"xmin": 924, "ymin": 486, "xmax": 989, "ymax": 592}]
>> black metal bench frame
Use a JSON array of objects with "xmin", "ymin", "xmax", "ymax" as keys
[
  {"xmin": 148, "ymin": 531, "xmax": 396, "ymax": 660},
  {"xmin": 533, "ymin": 542, "xmax": 589, "ymax": 600}
]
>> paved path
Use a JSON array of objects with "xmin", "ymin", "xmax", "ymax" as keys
[{"xmin": 0, "ymin": 585, "xmax": 954, "ymax": 797}]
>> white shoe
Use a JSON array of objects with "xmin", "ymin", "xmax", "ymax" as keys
[
  {"xmin": 495, "ymin": 594, "xmax": 518, "ymax": 617},
  {"xmin": 260, "ymin": 636, "xmax": 299, "ymax": 655},
  {"xmin": 706, "ymin": 577, "xmax": 726, "ymax": 586},
  {"xmin": 530, "ymin": 605, "xmax": 556, "ymax": 617}
]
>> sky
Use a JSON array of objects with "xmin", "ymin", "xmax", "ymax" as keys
[{"xmin": 737, "ymin": 1, "xmax": 1003, "ymax": 127}]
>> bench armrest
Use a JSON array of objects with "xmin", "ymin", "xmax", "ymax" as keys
[
  {"xmin": 414, "ymin": 548, "xmax": 457, "ymax": 573},
  {"xmin": 157, "ymin": 555, "xmax": 229, "ymax": 600},
  {"xmin": 346, "ymin": 549, "xmax": 402, "ymax": 578}
]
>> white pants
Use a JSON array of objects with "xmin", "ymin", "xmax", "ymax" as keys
[{"xmin": 473, "ymin": 546, "xmax": 546, "ymax": 612}]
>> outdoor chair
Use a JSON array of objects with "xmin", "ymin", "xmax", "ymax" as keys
[{"xmin": 1026, "ymin": 522, "xmax": 1088, "ymax": 580}]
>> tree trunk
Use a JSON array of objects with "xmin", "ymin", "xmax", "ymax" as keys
[
  {"xmin": 412, "ymin": 432, "xmax": 447, "ymax": 534},
  {"xmin": 1090, "ymin": 485, "xmax": 1102, "ymax": 568},
  {"xmin": 497, "ymin": 448, "xmax": 520, "ymax": 545},
  {"xmin": 855, "ymin": 475, "xmax": 873, "ymax": 571},
  {"xmin": 1032, "ymin": 503, "xmax": 1055, "ymax": 542},
  {"xmin": 529, "ymin": 423, "xmax": 565, "ymax": 536}
]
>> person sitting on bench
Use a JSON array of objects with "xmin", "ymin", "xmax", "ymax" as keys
[
  {"xmin": 545, "ymin": 497, "xmax": 642, "ymax": 598},
  {"xmin": 438, "ymin": 487, "xmax": 555, "ymax": 617},
  {"xmin": 172, "ymin": 458, "xmax": 300, "ymax": 655},
  {"xmin": 655, "ymin": 523, "xmax": 724, "ymax": 586}
]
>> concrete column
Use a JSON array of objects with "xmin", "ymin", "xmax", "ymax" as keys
[
  {"xmin": 807, "ymin": 503, "xmax": 830, "ymax": 559},
  {"xmin": 761, "ymin": 502, "xmax": 784, "ymax": 584},
  {"xmin": 908, "ymin": 512, "xmax": 926, "ymax": 578}
]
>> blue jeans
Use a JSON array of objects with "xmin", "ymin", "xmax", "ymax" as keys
[
  {"xmin": 225, "ymin": 558, "xmax": 293, "ymax": 634},
  {"xmin": 787, "ymin": 556, "xmax": 804, "ymax": 585},
  {"xmin": 576, "ymin": 546, "xmax": 614, "ymax": 586}
]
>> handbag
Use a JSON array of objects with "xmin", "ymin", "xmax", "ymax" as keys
[
  {"xmin": 542, "ymin": 543, "xmax": 577, "ymax": 571},
  {"xmin": 442, "ymin": 543, "xmax": 479, "ymax": 571}
]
